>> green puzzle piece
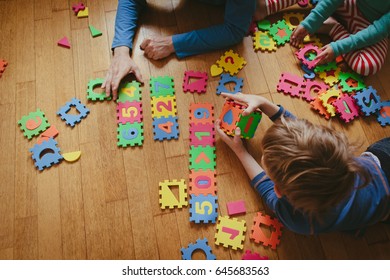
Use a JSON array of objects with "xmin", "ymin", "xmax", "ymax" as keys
[
  {"xmin": 257, "ymin": 19, "xmax": 271, "ymax": 31},
  {"xmin": 236, "ymin": 111, "xmax": 262, "ymax": 139},
  {"xmin": 117, "ymin": 122, "xmax": 144, "ymax": 147},
  {"xmin": 89, "ymin": 25, "xmax": 102, "ymax": 37},
  {"xmin": 117, "ymin": 81, "xmax": 142, "ymax": 102},
  {"xmin": 87, "ymin": 78, "xmax": 112, "ymax": 101},
  {"xmin": 150, "ymin": 76, "xmax": 175, "ymax": 97},
  {"xmin": 338, "ymin": 72, "xmax": 366, "ymax": 93},
  {"xmin": 269, "ymin": 20, "xmax": 293, "ymax": 46},
  {"xmin": 18, "ymin": 109, "xmax": 50, "ymax": 140},
  {"xmin": 189, "ymin": 146, "xmax": 216, "ymax": 171}
]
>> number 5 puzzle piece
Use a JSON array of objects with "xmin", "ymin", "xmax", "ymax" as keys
[
  {"xmin": 159, "ymin": 179, "xmax": 188, "ymax": 209},
  {"xmin": 189, "ymin": 194, "xmax": 218, "ymax": 224},
  {"xmin": 215, "ymin": 216, "xmax": 246, "ymax": 250},
  {"xmin": 117, "ymin": 101, "xmax": 142, "ymax": 124},
  {"xmin": 18, "ymin": 109, "xmax": 50, "ymax": 139}
]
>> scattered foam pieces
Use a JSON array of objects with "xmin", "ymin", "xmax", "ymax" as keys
[
  {"xmin": 89, "ymin": 25, "xmax": 102, "ymax": 37},
  {"xmin": 57, "ymin": 36, "xmax": 71, "ymax": 48},
  {"xmin": 77, "ymin": 7, "xmax": 89, "ymax": 18},
  {"xmin": 62, "ymin": 151, "xmax": 81, "ymax": 162}
]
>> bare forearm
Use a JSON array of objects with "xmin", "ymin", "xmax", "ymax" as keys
[{"xmin": 236, "ymin": 150, "xmax": 264, "ymax": 181}]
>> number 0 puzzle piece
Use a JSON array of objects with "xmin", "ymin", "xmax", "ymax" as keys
[
  {"xmin": 253, "ymin": 31, "xmax": 277, "ymax": 52},
  {"xmin": 159, "ymin": 179, "xmax": 188, "ymax": 209},
  {"xmin": 189, "ymin": 170, "xmax": 217, "ymax": 196},
  {"xmin": 181, "ymin": 238, "xmax": 216, "ymax": 260},
  {"xmin": 18, "ymin": 109, "xmax": 50, "ymax": 139},
  {"xmin": 250, "ymin": 212, "xmax": 283, "ymax": 249},
  {"xmin": 215, "ymin": 216, "xmax": 246, "ymax": 250},
  {"xmin": 216, "ymin": 50, "xmax": 247, "ymax": 76}
]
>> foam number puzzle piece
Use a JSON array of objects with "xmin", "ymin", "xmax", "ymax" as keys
[
  {"xmin": 216, "ymin": 50, "xmax": 247, "ymax": 76},
  {"xmin": 268, "ymin": 20, "xmax": 293, "ymax": 46},
  {"xmin": 301, "ymin": 63, "xmax": 315, "ymax": 80},
  {"xmin": 77, "ymin": 7, "xmax": 89, "ymax": 18},
  {"xmin": 283, "ymin": 12, "xmax": 305, "ymax": 30},
  {"xmin": 152, "ymin": 116, "xmax": 179, "ymax": 141},
  {"xmin": 189, "ymin": 170, "xmax": 217, "ymax": 196},
  {"xmin": 87, "ymin": 78, "xmax": 111, "ymax": 101},
  {"xmin": 250, "ymin": 212, "xmax": 283, "ymax": 249},
  {"xmin": 189, "ymin": 103, "xmax": 214, "ymax": 125},
  {"xmin": 216, "ymin": 73, "xmax": 244, "ymax": 95},
  {"xmin": 181, "ymin": 238, "xmax": 216, "ymax": 260},
  {"xmin": 30, "ymin": 138, "xmax": 63, "ymax": 171},
  {"xmin": 218, "ymin": 100, "xmax": 242, "ymax": 135},
  {"xmin": 276, "ymin": 72, "xmax": 305, "ymax": 98},
  {"xmin": 338, "ymin": 72, "xmax": 366, "ymax": 93},
  {"xmin": 159, "ymin": 179, "xmax": 188, "ymax": 209},
  {"xmin": 189, "ymin": 194, "xmax": 218, "ymax": 223},
  {"xmin": 376, "ymin": 101, "xmax": 390, "ymax": 126},
  {"xmin": 72, "ymin": 2, "xmax": 85, "ymax": 14},
  {"xmin": 253, "ymin": 31, "xmax": 277, "ymax": 52},
  {"xmin": 57, "ymin": 98, "xmax": 90, "ymax": 127},
  {"xmin": 117, "ymin": 101, "xmax": 142, "ymax": 124},
  {"xmin": 189, "ymin": 123, "xmax": 215, "ymax": 147},
  {"xmin": 151, "ymin": 95, "xmax": 177, "ymax": 118},
  {"xmin": 301, "ymin": 80, "xmax": 329, "ymax": 102},
  {"xmin": 89, "ymin": 25, "xmax": 102, "ymax": 37},
  {"xmin": 0, "ymin": 59, "xmax": 8, "ymax": 77},
  {"xmin": 117, "ymin": 122, "xmax": 144, "ymax": 147},
  {"xmin": 226, "ymin": 200, "xmax": 246, "ymax": 216},
  {"xmin": 37, "ymin": 125, "xmax": 59, "ymax": 144},
  {"xmin": 236, "ymin": 111, "xmax": 262, "ymax": 139},
  {"xmin": 295, "ymin": 44, "xmax": 321, "ymax": 69},
  {"xmin": 150, "ymin": 76, "xmax": 175, "ymax": 97},
  {"xmin": 117, "ymin": 81, "xmax": 142, "ymax": 102},
  {"xmin": 189, "ymin": 146, "xmax": 216, "ymax": 171},
  {"xmin": 62, "ymin": 151, "xmax": 81, "ymax": 162},
  {"xmin": 257, "ymin": 19, "xmax": 271, "ymax": 31},
  {"xmin": 242, "ymin": 250, "xmax": 269, "ymax": 260},
  {"xmin": 353, "ymin": 86, "xmax": 382, "ymax": 116},
  {"xmin": 310, "ymin": 96, "xmax": 331, "ymax": 119},
  {"xmin": 215, "ymin": 216, "xmax": 246, "ymax": 250},
  {"xmin": 18, "ymin": 109, "xmax": 50, "ymax": 139},
  {"xmin": 333, "ymin": 94, "xmax": 360, "ymax": 123},
  {"xmin": 57, "ymin": 36, "xmax": 71, "ymax": 48},
  {"xmin": 182, "ymin": 70, "xmax": 208, "ymax": 93},
  {"xmin": 318, "ymin": 88, "xmax": 341, "ymax": 117}
]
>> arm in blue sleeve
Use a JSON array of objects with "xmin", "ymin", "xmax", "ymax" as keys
[
  {"xmin": 300, "ymin": 0, "xmax": 343, "ymax": 34},
  {"xmin": 251, "ymin": 172, "xmax": 279, "ymax": 211},
  {"xmin": 330, "ymin": 12, "xmax": 390, "ymax": 57},
  {"xmin": 112, "ymin": 0, "xmax": 147, "ymax": 51},
  {"xmin": 269, "ymin": 105, "xmax": 296, "ymax": 122},
  {"xmin": 172, "ymin": 0, "xmax": 256, "ymax": 58}
]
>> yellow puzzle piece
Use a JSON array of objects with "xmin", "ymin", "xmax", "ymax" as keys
[
  {"xmin": 253, "ymin": 31, "xmax": 277, "ymax": 52},
  {"xmin": 215, "ymin": 216, "xmax": 246, "ymax": 250},
  {"xmin": 63, "ymin": 151, "xmax": 82, "ymax": 162},
  {"xmin": 159, "ymin": 179, "xmax": 188, "ymax": 209},
  {"xmin": 216, "ymin": 50, "xmax": 247, "ymax": 76},
  {"xmin": 77, "ymin": 7, "xmax": 89, "ymax": 18}
]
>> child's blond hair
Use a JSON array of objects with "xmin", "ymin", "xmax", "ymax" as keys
[{"xmin": 261, "ymin": 117, "xmax": 371, "ymax": 216}]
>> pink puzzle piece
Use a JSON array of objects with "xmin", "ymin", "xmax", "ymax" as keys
[
  {"xmin": 227, "ymin": 200, "xmax": 246, "ymax": 216},
  {"xmin": 58, "ymin": 36, "xmax": 71, "ymax": 48},
  {"xmin": 117, "ymin": 101, "xmax": 142, "ymax": 124},
  {"xmin": 242, "ymin": 250, "xmax": 269, "ymax": 260},
  {"xmin": 277, "ymin": 72, "xmax": 305, "ymax": 98},
  {"xmin": 302, "ymin": 80, "xmax": 329, "ymax": 102},
  {"xmin": 333, "ymin": 94, "xmax": 360, "ymax": 123},
  {"xmin": 183, "ymin": 71, "xmax": 208, "ymax": 93},
  {"xmin": 295, "ymin": 44, "xmax": 321, "ymax": 70},
  {"xmin": 72, "ymin": 2, "xmax": 85, "ymax": 14}
]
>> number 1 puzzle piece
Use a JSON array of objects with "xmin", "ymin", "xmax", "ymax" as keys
[
  {"xmin": 216, "ymin": 50, "xmax": 247, "ymax": 76},
  {"xmin": 253, "ymin": 31, "xmax": 277, "ymax": 52},
  {"xmin": 215, "ymin": 216, "xmax": 246, "ymax": 250},
  {"xmin": 189, "ymin": 123, "xmax": 215, "ymax": 147},
  {"xmin": 30, "ymin": 138, "xmax": 63, "ymax": 171},
  {"xmin": 268, "ymin": 20, "xmax": 292, "ymax": 46},
  {"xmin": 236, "ymin": 110, "xmax": 262, "ymax": 139},
  {"xmin": 183, "ymin": 71, "xmax": 208, "ymax": 93},
  {"xmin": 250, "ymin": 212, "xmax": 283, "ymax": 249},
  {"xmin": 159, "ymin": 179, "xmax": 188, "ymax": 209},
  {"xmin": 18, "ymin": 109, "xmax": 50, "ymax": 139}
]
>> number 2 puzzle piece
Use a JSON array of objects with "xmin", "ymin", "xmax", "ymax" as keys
[
  {"xmin": 353, "ymin": 86, "xmax": 382, "ymax": 116},
  {"xmin": 268, "ymin": 20, "xmax": 292, "ymax": 46},
  {"xmin": 57, "ymin": 98, "xmax": 90, "ymax": 127},
  {"xmin": 117, "ymin": 101, "xmax": 142, "ymax": 124},
  {"xmin": 183, "ymin": 71, "xmax": 208, "ymax": 93},
  {"xmin": 189, "ymin": 194, "xmax": 218, "ymax": 224},
  {"xmin": 181, "ymin": 238, "xmax": 216, "ymax": 260},
  {"xmin": 215, "ymin": 216, "xmax": 246, "ymax": 250},
  {"xmin": 117, "ymin": 81, "xmax": 142, "ymax": 102},
  {"xmin": 117, "ymin": 122, "xmax": 144, "ymax": 147},
  {"xmin": 253, "ymin": 31, "xmax": 277, "ymax": 52},
  {"xmin": 18, "ymin": 109, "xmax": 50, "ymax": 139},
  {"xmin": 150, "ymin": 76, "xmax": 175, "ymax": 97},
  {"xmin": 218, "ymin": 100, "xmax": 242, "ymax": 135},
  {"xmin": 216, "ymin": 73, "xmax": 244, "ymax": 95},
  {"xmin": 159, "ymin": 179, "xmax": 188, "ymax": 209},
  {"xmin": 189, "ymin": 170, "xmax": 217, "ymax": 196},
  {"xmin": 250, "ymin": 212, "xmax": 283, "ymax": 250},
  {"xmin": 87, "ymin": 78, "xmax": 111, "ymax": 101},
  {"xmin": 152, "ymin": 116, "xmax": 179, "ymax": 141},
  {"xmin": 151, "ymin": 95, "xmax": 177, "ymax": 118},
  {"xmin": 295, "ymin": 43, "xmax": 321, "ymax": 70},
  {"xmin": 376, "ymin": 101, "xmax": 390, "ymax": 126},
  {"xmin": 189, "ymin": 103, "xmax": 214, "ymax": 125},
  {"xmin": 189, "ymin": 123, "xmax": 215, "ymax": 146},
  {"xmin": 333, "ymin": 94, "xmax": 360, "ymax": 123},
  {"xmin": 236, "ymin": 110, "xmax": 262, "ymax": 139},
  {"xmin": 216, "ymin": 50, "xmax": 247, "ymax": 76},
  {"xmin": 30, "ymin": 138, "xmax": 63, "ymax": 171}
]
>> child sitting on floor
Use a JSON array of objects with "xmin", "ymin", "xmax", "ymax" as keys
[{"xmin": 216, "ymin": 92, "xmax": 390, "ymax": 235}]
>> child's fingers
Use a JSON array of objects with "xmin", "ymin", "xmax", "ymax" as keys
[{"xmin": 221, "ymin": 92, "xmax": 244, "ymax": 102}]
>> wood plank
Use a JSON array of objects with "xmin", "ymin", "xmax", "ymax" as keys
[
  {"xmin": 0, "ymin": 248, "xmax": 13, "ymax": 260},
  {"xmin": 14, "ymin": 216, "xmax": 38, "ymax": 260},
  {"xmin": 319, "ymin": 233, "xmax": 349, "ymax": 259},
  {"xmin": 154, "ymin": 213, "xmax": 182, "ymax": 259},
  {"xmin": 34, "ymin": 0, "xmax": 52, "ymax": 20}
]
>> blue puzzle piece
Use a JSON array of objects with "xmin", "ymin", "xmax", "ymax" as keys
[
  {"xmin": 30, "ymin": 138, "xmax": 63, "ymax": 171},
  {"xmin": 216, "ymin": 74, "xmax": 244, "ymax": 95},
  {"xmin": 181, "ymin": 238, "xmax": 216, "ymax": 260},
  {"xmin": 301, "ymin": 63, "xmax": 315, "ymax": 80},
  {"xmin": 377, "ymin": 101, "xmax": 390, "ymax": 127},
  {"xmin": 353, "ymin": 86, "xmax": 382, "ymax": 116},
  {"xmin": 189, "ymin": 194, "xmax": 218, "ymax": 224},
  {"xmin": 152, "ymin": 116, "xmax": 179, "ymax": 141},
  {"xmin": 57, "ymin": 98, "xmax": 90, "ymax": 127}
]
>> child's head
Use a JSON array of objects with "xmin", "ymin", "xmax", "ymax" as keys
[{"xmin": 261, "ymin": 117, "xmax": 370, "ymax": 216}]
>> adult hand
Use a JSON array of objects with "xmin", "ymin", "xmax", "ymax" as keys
[
  {"xmin": 290, "ymin": 24, "xmax": 309, "ymax": 48},
  {"xmin": 220, "ymin": 92, "xmax": 264, "ymax": 116},
  {"xmin": 314, "ymin": 44, "xmax": 335, "ymax": 65},
  {"xmin": 102, "ymin": 46, "xmax": 143, "ymax": 101},
  {"xmin": 215, "ymin": 119, "xmax": 247, "ymax": 155},
  {"xmin": 140, "ymin": 36, "xmax": 175, "ymax": 60}
]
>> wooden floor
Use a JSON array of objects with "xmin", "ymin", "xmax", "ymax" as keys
[{"xmin": 1, "ymin": 0, "xmax": 390, "ymax": 260}]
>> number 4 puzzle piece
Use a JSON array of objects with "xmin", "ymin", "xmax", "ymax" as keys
[
  {"xmin": 215, "ymin": 216, "xmax": 246, "ymax": 250},
  {"xmin": 152, "ymin": 116, "xmax": 179, "ymax": 141},
  {"xmin": 250, "ymin": 212, "xmax": 283, "ymax": 249},
  {"xmin": 159, "ymin": 179, "xmax": 188, "ymax": 209}
]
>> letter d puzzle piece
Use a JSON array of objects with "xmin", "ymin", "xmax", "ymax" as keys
[
  {"xmin": 215, "ymin": 216, "xmax": 246, "ymax": 250},
  {"xmin": 30, "ymin": 138, "xmax": 63, "ymax": 171},
  {"xmin": 250, "ymin": 212, "xmax": 283, "ymax": 249},
  {"xmin": 181, "ymin": 238, "xmax": 216, "ymax": 260},
  {"xmin": 159, "ymin": 179, "xmax": 188, "ymax": 209},
  {"xmin": 18, "ymin": 109, "xmax": 50, "ymax": 139}
]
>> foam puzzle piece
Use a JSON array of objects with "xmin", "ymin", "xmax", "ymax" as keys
[
  {"xmin": 215, "ymin": 216, "xmax": 246, "ymax": 250},
  {"xmin": 89, "ymin": 25, "xmax": 102, "ymax": 37},
  {"xmin": 151, "ymin": 95, "xmax": 177, "ymax": 118},
  {"xmin": 183, "ymin": 71, "xmax": 208, "ymax": 93},
  {"xmin": 117, "ymin": 122, "xmax": 144, "ymax": 147},
  {"xmin": 226, "ymin": 200, "xmax": 246, "ymax": 216},
  {"xmin": 353, "ymin": 86, "xmax": 382, "ymax": 116},
  {"xmin": 301, "ymin": 80, "xmax": 329, "ymax": 102},
  {"xmin": 333, "ymin": 94, "xmax": 360, "ymax": 123},
  {"xmin": 310, "ymin": 96, "xmax": 331, "ymax": 119},
  {"xmin": 57, "ymin": 36, "xmax": 71, "ymax": 48},
  {"xmin": 295, "ymin": 44, "xmax": 321, "ymax": 69},
  {"xmin": 189, "ymin": 194, "xmax": 218, "ymax": 223},
  {"xmin": 150, "ymin": 76, "xmax": 175, "ymax": 97},
  {"xmin": 257, "ymin": 19, "xmax": 271, "ymax": 31},
  {"xmin": 219, "ymin": 100, "xmax": 242, "ymax": 135},
  {"xmin": 299, "ymin": 34, "xmax": 323, "ymax": 48},
  {"xmin": 268, "ymin": 20, "xmax": 292, "ymax": 46},
  {"xmin": 189, "ymin": 123, "xmax": 215, "ymax": 147},
  {"xmin": 298, "ymin": 0, "xmax": 309, "ymax": 7},
  {"xmin": 62, "ymin": 151, "xmax": 81, "ymax": 162},
  {"xmin": 242, "ymin": 250, "xmax": 269, "ymax": 260},
  {"xmin": 117, "ymin": 81, "xmax": 142, "ymax": 102},
  {"xmin": 316, "ymin": 62, "xmax": 341, "ymax": 86},
  {"xmin": 189, "ymin": 146, "xmax": 216, "ymax": 171},
  {"xmin": 189, "ymin": 103, "xmax": 214, "ymax": 125},
  {"xmin": 87, "ymin": 78, "xmax": 111, "ymax": 101},
  {"xmin": 181, "ymin": 238, "xmax": 216, "ymax": 260},
  {"xmin": 30, "ymin": 138, "xmax": 63, "ymax": 171},
  {"xmin": 210, "ymin": 64, "xmax": 224, "ymax": 77},
  {"xmin": 57, "ymin": 98, "xmax": 90, "ymax": 127},
  {"xmin": 117, "ymin": 101, "xmax": 142, "ymax": 124},
  {"xmin": 0, "ymin": 59, "xmax": 8, "ymax": 77},
  {"xmin": 159, "ymin": 179, "xmax": 188, "ymax": 209},
  {"xmin": 77, "ymin": 7, "xmax": 88, "ymax": 18},
  {"xmin": 18, "ymin": 109, "xmax": 50, "ymax": 139},
  {"xmin": 250, "ymin": 212, "xmax": 283, "ymax": 249},
  {"xmin": 236, "ymin": 111, "xmax": 262, "ymax": 139},
  {"xmin": 301, "ymin": 63, "xmax": 315, "ymax": 80},
  {"xmin": 253, "ymin": 31, "xmax": 277, "ymax": 52},
  {"xmin": 318, "ymin": 88, "xmax": 341, "ymax": 117},
  {"xmin": 283, "ymin": 12, "xmax": 305, "ymax": 30},
  {"xmin": 216, "ymin": 50, "xmax": 247, "ymax": 76},
  {"xmin": 376, "ymin": 101, "xmax": 390, "ymax": 126},
  {"xmin": 277, "ymin": 72, "xmax": 305, "ymax": 98},
  {"xmin": 216, "ymin": 74, "xmax": 244, "ymax": 95},
  {"xmin": 189, "ymin": 170, "xmax": 217, "ymax": 196},
  {"xmin": 338, "ymin": 72, "xmax": 366, "ymax": 93},
  {"xmin": 152, "ymin": 116, "xmax": 179, "ymax": 141},
  {"xmin": 72, "ymin": 2, "xmax": 85, "ymax": 14}
]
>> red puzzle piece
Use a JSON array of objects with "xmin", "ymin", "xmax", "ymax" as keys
[{"xmin": 250, "ymin": 212, "xmax": 283, "ymax": 249}]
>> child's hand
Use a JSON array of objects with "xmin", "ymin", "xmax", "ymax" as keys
[
  {"xmin": 220, "ymin": 92, "xmax": 263, "ymax": 116},
  {"xmin": 290, "ymin": 25, "xmax": 309, "ymax": 48},
  {"xmin": 314, "ymin": 44, "xmax": 335, "ymax": 65},
  {"xmin": 215, "ymin": 119, "xmax": 247, "ymax": 155}
]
